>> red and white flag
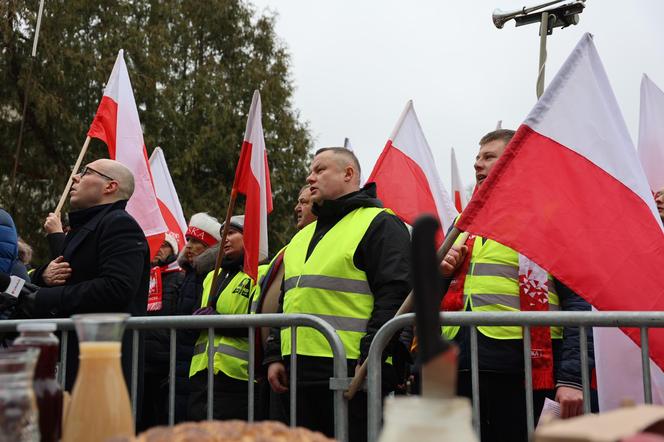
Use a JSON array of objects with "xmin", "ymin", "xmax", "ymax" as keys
[
  {"xmin": 456, "ymin": 34, "xmax": 664, "ymax": 410},
  {"xmin": 149, "ymin": 147, "xmax": 187, "ymax": 252},
  {"xmin": 232, "ymin": 90, "xmax": 273, "ymax": 282},
  {"xmin": 450, "ymin": 147, "xmax": 467, "ymax": 212},
  {"xmin": 367, "ymin": 100, "xmax": 458, "ymax": 239},
  {"xmin": 638, "ymin": 74, "xmax": 664, "ymax": 193},
  {"xmin": 87, "ymin": 50, "xmax": 166, "ymax": 258}
]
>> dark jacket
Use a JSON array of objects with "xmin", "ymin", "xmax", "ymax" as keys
[
  {"xmin": 0, "ymin": 209, "xmax": 18, "ymax": 274},
  {"xmin": 144, "ymin": 254, "xmax": 184, "ymax": 374},
  {"xmin": 173, "ymin": 243, "xmax": 219, "ymax": 422},
  {"xmin": 47, "ymin": 232, "xmax": 66, "ymax": 260},
  {"xmin": 264, "ymin": 183, "xmax": 411, "ymax": 382},
  {"xmin": 30, "ymin": 200, "xmax": 150, "ymax": 391}
]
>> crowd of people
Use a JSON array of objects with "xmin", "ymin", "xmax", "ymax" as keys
[{"xmin": 5, "ymin": 128, "xmax": 663, "ymax": 442}]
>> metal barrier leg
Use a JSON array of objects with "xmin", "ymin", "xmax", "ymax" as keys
[
  {"xmin": 207, "ymin": 328, "xmax": 214, "ymax": 421},
  {"xmin": 60, "ymin": 330, "xmax": 68, "ymax": 388},
  {"xmin": 367, "ymin": 344, "xmax": 383, "ymax": 442},
  {"xmin": 641, "ymin": 327, "xmax": 653, "ymax": 404},
  {"xmin": 470, "ymin": 326, "xmax": 481, "ymax": 439},
  {"xmin": 523, "ymin": 326, "xmax": 534, "ymax": 437},
  {"xmin": 248, "ymin": 327, "xmax": 255, "ymax": 422},
  {"xmin": 169, "ymin": 328, "xmax": 176, "ymax": 426},
  {"xmin": 132, "ymin": 329, "xmax": 139, "ymax": 427},
  {"xmin": 290, "ymin": 326, "xmax": 297, "ymax": 428},
  {"xmin": 579, "ymin": 325, "xmax": 591, "ymax": 414}
]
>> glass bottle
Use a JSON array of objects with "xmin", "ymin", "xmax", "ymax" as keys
[
  {"xmin": 0, "ymin": 347, "xmax": 40, "ymax": 442},
  {"xmin": 62, "ymin": 313, "xmax": 134, "ymax": 442},
  {"xmin": 13, "ymin": 322, "xmax": 63, "ymax": 442}
]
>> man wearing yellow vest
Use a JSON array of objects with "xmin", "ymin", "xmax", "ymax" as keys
[
  {"xmin": 265, "ymin": 148, "xmax": 411, "ymax": 442},
  {"xmin": 440, "ymin": 129, "xmax": 593, "ymax": 442},
  {"xmin": 187, "ymin": 215, "xmax": 256, "ymax": 421}
]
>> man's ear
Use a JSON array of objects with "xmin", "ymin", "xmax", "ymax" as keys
[
  {"xmin": 343, "ymin": 165, "xmax": 355, "ymax": 183},
  {"xmin": 104, "ymin": 181, "xmax": 120, "ymax": 195}
]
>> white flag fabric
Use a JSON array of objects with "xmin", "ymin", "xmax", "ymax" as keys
[
  {"xmin": 638, "ymin": 74, "xmax": 664, "ymax": 193},
  {"xmin": 232, "ymin": 90, "xmax": 273, "ymax": 281},
  {"xmin": 88, "ymin": 49, "xmax": 166, "ymax": 256},
  {"xmin": 367, "ymin": 100, "xmax": 458, "ymax": 240},
  {"xmin": 149, "ymin": 147, "xmax": 187, "ymax": 251},
  {"xmin": 450, "ymin": 147, "xmax": 467, "ymax": 212}
]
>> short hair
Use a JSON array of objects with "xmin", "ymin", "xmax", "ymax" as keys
[
  {"xmin": 479, "ymin": 129, "xmax": 516, "ymax": 147},
  {"xmin": 98, "ymin": 159, "xmax": 135, "ymax": 200},
  {"xmin": 314, "ymin": 147, "xmax": 362, "ymax": 177},
  {"xmin": 298, "ymin": 184, "xmax": 310, "ymax": 195}
]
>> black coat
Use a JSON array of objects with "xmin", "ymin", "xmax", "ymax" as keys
[
  {"xmin": 31, "ymin": 200, "xmax": 150, "ymax": 391},
  {"xmin": 144, "ymin": 254, "xmax": 184, "ymax": 375}
]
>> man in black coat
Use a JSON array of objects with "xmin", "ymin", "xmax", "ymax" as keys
[{"xmin": 28, "ymin": 159, "xmax": 150, "ymax": 396}]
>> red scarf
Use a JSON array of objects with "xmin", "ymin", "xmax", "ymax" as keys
[
  {"xmin": 148, "ymin": 266, "xmax": 163, "ymax": 312},
  {"xmin": 441, "ymin": 237, "xmax": 554, "ymax": 390}
]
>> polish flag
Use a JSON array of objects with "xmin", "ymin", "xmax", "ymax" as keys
[
  {"xmin": 232, "ymin": 90, "xmax": 273, "ymax": 282},
  {"xmin": 87, "ymin": 50, "xmax": 166, "ymax": 258},
  {"xmin": 638, "ymin": 74, "xmax": 664, "ymax": 193},
  {"xmin": 450, "ymin": 147, "xmax": 467, "ymax": 212},
  {"xmin": 456, "ymin": 34, "xmax": 664, "ymax": 410},
  {"xmin": 149, "ymin": 147, "xmax": 187, "ymax": 252},
  {"xmin": 367, "ymin": 100, "xmax": 458, "ymax": 239}
]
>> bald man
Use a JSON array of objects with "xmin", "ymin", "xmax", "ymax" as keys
[{"xmin": 28, "ymin": 158, "xmax": 150, "ymax": 392}]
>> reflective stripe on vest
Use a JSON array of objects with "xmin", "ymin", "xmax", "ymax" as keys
[
  {"xmin": 443, "ymin": 235, "xmax": 563, "ymax": 341},
  {"xmin": 281, "ymin": 207, "xmax": 386, "ymax": 359},
  {"xmin": 189, "ymin": 269, "xmax": 254, "ymax": 381}
]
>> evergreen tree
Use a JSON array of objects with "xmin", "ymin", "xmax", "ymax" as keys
[{"xmin": 0, "ymin": 0, "xmax": 312, "ymax": 263}]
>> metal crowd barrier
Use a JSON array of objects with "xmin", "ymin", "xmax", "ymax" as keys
[
  {"xmin": 0, "ymin": 314, "xmax": 350, "ymax": 442},
  {"xmin": 366, "ymin": 311, "xmax": 664, "ymax": 442}
]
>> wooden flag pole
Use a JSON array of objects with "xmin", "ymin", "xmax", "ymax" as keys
[
  {"xmin": 54, "ymin": 136, "xmax": 92, "ymax": 216},
  {"xmin": 344, "ymin": 226, "xmax": 469, "ymax": 400},
  {"xmin": 209, "ymin": 188, "xmax": 238, "ymax": 300}
]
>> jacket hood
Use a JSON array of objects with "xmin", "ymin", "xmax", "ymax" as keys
[
  {"xmin": 177, "ymin": 243, "xmax": 220, "ymax": 276},
  {"xmin": 312, "ymin": 182, "xmax": 383, "ymax": 221}
]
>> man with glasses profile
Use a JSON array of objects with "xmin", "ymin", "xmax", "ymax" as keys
[{"xmin": 27, "ymin": 158, "xmax": 151, "ymax": 393}]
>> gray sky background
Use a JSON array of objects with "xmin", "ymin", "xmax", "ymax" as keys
[{"xmin": 250, "ymin": 0, "xmax": 664, "ymax": 191}]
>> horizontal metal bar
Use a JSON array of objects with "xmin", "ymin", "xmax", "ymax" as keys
[
  {"xmin": 3, "ymin": 311, "xmax": 663, "ymax": 333},
  {"xmin": 329, "ymin": 377, "xmax": 354, "ymax": 391}
]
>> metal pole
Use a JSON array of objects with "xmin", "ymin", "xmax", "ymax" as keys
[
  {"xmin": 207, "ymin": 328, "xmax": 214, "ymax": 420},
  {"xmin": 10, "ymin": 0, "xmax": 46, "ymax": 193},
  {"xmin": 536, "ymin": 12, "xmax": 550, "ymax": 99},
  {"xmin": 523, "ymin": 326, "xmax": 535, "ymax": 437},
  {"xmin": 168, "ymin": 329, "xmax": 176, "ymax": 426},
  {"xmin": 248, "ymin": 327, "xmax": 255, "ymax": 422},
  {"xmin": 641, "ymin": 327, "xmax": 653, "ymax": 404},
  {"xmin": 470, "ymin": 326, "xmax": 481, "ymax": 439},
  {"xmin": 131, "ymin": 330, "xmax": 139, "ymax": 427},
  {"xmin": 579, "ymin": 326, "xmax": 591, "ymax": 414}
]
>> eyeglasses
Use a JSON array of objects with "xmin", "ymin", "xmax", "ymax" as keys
[{"xmin": 79, "ymin": 166, "xmax": 115, "ymax": 181}]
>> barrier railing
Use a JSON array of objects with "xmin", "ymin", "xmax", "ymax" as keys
[
  {"xmin": 0, "ymin": 314, "xmax": 350, "ymax": 442},
  {"xmin": 366, "ymin": 311, "xmax": 664, "ymax": 442}
]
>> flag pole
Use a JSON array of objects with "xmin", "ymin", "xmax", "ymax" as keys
[
  {"xmin": 54, "ymin": 136, "xmax": 91, "ymax": 215},
  {"xmin": 209, "ymin": 188, "xmax": 238, "ymax": 298},
  {"xmin": 344, "ymin": 226, "xmax": 467, "ymax": 399},
  {"xmin": 11, "ymin": 0, "xmax": 47, "ymax": 206}
]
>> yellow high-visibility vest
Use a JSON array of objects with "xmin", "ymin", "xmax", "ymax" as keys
[
  {"xmin": 281, "ymin": 207, "xmax": 387, "ymax": 359},
  {"xmin": 189, "ymin": 268, "xmax": 254, "ymax": 381},
  {"xmin": 443, "ymin": 236, "xmax": 562, "ymax": 341}
]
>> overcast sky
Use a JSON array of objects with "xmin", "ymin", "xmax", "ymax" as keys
[{"xmin": 250, "ymin": 0, "xmax": 664, "ymax": 191}]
